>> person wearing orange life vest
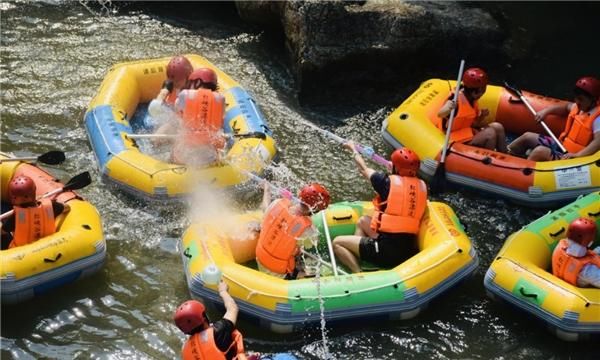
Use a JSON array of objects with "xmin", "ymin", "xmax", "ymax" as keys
[
  {"xmin": 151, "ymin": 55, "xmax": 194, "ymax": 142},
  {"xmin": 552, "ymin": 217, "xmax": 600, "ymax": 288},
  {"xmin": 170, "ymin": 68, "xmax": 227, "ymax": 166},
  {"xmin": 0, "ymin": 175, "xmax": 70, "ymax": 250},
  {"xmin": 255, "ymin": 182, "xmax": 330, "ymax": 280},
  {"xmin": 174, "ymin": 281, "xmax": 250, "ymax": 360},
  {"xmin": 436, "ymin": 67, "xmax": 508, "ymax": 152},
  {"xmin": 332, "ymin": 142, "xmax": 427, "ymax": 273},
  {"xmin": 508, "ymin": 76, "xmax": 600, "ymax": 161}
]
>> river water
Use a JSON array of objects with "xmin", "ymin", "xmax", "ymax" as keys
[{"xmin": 0, "ymin": 2, "xmax": 596, "ymax": 359}]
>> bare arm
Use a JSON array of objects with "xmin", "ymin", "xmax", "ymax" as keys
[
  {"xmin": 343, "ymin": 141, "xmax": 375, "ymax": 180},
  {"xmin": 437, "ymin": 99, "xmax": 455, "ymax": 119},
  {"xmin": 218, "ymin": 281, "xmax": 238, "ymax": 325},
  {"xmin": 535, "ymin": 103, "xmax": 573, "ymax": 122},
  {"xmin": 565, "ymin": 132, "xmax": 600, "ymax": 159},
  {"xmin": 260, "ymin": 181, "xmax": 271, "ymax": 211}
]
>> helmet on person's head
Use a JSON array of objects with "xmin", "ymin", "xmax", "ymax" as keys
[
  {"xmin": 166, "ymin": 56, "xmax": 193, "ymax": 83},
  {"xmin": 173, "ymin": 300, "xmax": 207, "ymax": 335},
  {"xmin": 189, "ymin": 68, "xmax": 218, "ymax": 90},
  {"xmin": 575, "ymin": 76, "xmax": 600, "ymax": 99},
  {"xmin": 567, "ymin": 217, "xmax": 597, "ymax": 248},
  {"xmin": 462, "ymin": 67, "xmax": 488, "ymax": 89},
  {"xmin": 390, "ymin": 148, "xmax": 420, "ymax": 176},
  {"xmin": 9, "ymin": 175, "xmax": 36, "ymax": 206},
  {"xmin": 298, "ymin": 183, "xmax": 330, "ymax": 212}
]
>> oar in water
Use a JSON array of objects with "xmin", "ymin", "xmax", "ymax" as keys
[
  {"xmin": 504, "ymin": 81, "xmax": 567, "ymax": 153},
  {"xmin": 0, "ymin": 150, "xmax": 66, "ymax": 165},
  {"xmin": 126, "ymin": 131, "xmax": 267, "ymax": 140},
  {"xmin": 430, "ymin": 59, "xmax": 466, "ymax": 194},
  {"xmin": 0, "ymin": 171, "xmax": 92, "ymax": 221}
]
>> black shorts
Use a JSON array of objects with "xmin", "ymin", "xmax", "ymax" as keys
[{"xmin": 359, "ymin": 233, "xmax": 418, "ymax": 268}]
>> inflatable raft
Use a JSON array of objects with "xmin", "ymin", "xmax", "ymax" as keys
[
  {"xmin": 484, "ymin": 191, "xmax": 600, "ymax": 341},
  {"xmin": 181, "ymin": 200, "xmax": 478, "ymax": 333},
  {"xmin": 84, "ymin": 54, "xmax": 277, "ymax": 202},
  {"xmin": 382, "ymin": 79, "xmax": 600, "ymax": 207},
  {"xmin": 0, "ymin": 155, "xmax": 105, "ymax": 304}
]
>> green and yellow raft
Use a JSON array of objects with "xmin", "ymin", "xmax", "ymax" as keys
[
  {"xmin": 485, "ymin": 191, "xmax": 600, "ymax": 341},
  {"xmin": 181, "ymin": 200, "xmax": 478, "ymax": 333}
]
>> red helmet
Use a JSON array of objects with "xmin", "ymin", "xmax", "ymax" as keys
[
  {"xmin": 189, "ymin": 68, "xmax": 218, "ymax": 89},
  {"xmin": 567, "ymin": 217, "xmax": 597, "ymax": 248},
  {"xmin": 575, "ymin": 76, "xmax": 600, "ymax": 98},
  {"xmin": 166, "ymin": 56, "xmax": 193, "ymax": 83},
  {"xmin": 390, "ymin": 148, "xmax": 420, "ymax": 176},
  {"xmin": 9, "ymin": 175, "xmax": 36, "ymax": 205},
  {"xmin": 462, "ymin": 67, "xmax": 488, "ymax": 89},
  {"xmin": 298, "ymin": 183, "xmax": 330, "ymax": 212},
  {"xmin": 173, "ymin": 300, "xmax": 207, "ymax": 335}
]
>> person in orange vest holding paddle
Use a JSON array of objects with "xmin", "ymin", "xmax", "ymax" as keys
[
  {"xmin": 332, "ymin": 143, "xmax": 427, "ymax": 273},
  {"xmin": 170, "ymin": 67, "xmax": 227, "ymax": 166},
  {"xmin": 436, "ymin": 67, "xmax": 508, "ymax": 153},
  {"xmin": 1, "ymin": 175, "xmax": 70, "ymax": 250},
  {"xmin": 552, "ymin": 217, "xmax": 600, "ymax": 288},
  {"xmin": 255, "ymin": 182, "xmax": 330, "ymax": 280},
  {"xmin": 508, "ymin": 76, "xmax": 600, "ymax": 161},
  {"xmin": 151, "ymin": 55, "xmax": 194, "ymax": 138},
  {"xmin": 174, "ymin": 281, "xmax": 252, "ymax": 360}
]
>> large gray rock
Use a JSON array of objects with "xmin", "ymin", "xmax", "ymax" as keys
[{"xmin": 236, "ymin": 0, "xmax": 506, "ymax": 104}]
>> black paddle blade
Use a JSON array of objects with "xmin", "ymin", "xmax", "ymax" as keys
[
  {"xmin": 63, "ymin": 171, "xmax": 92, "ymax": 191},
  {"xmin": 234, "ymin": 131, "xmax": 267, "ymax": 140},
  {"xmin": 429, "ymin": 163, "xmax": 447, "ymax": 195},
  {"xmin": 38, "ymin": 150, "xmax": 65, "ymax": 165}
]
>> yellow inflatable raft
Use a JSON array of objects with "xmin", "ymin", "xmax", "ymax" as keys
[
  {"xmin": 485, "ymin": 191, "xmax": 600, "ymax": 341},
  {"xmin": 382, "ymin": 79, "xmax": 600, "ymax": 207},
  {"xmin": 84, "ymin": 54, "xmax": 277, "ymax": 201},
  {"xmin": 181, "ymin": 200, "xmax": 478, "ymax": 333},
  {"xmin": 1, "ymin": 155, "xmax": 105, "ymax": 304}
]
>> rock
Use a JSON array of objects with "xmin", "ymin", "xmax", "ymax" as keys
[{"xmin": 236, "ymin": 0, "xmax": 506, "ymax": 104}]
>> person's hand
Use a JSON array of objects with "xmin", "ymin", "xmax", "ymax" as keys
[
  {"xmin": 343, "ymin": 141, "xmax": 356, "ymax": 152},
  {"xmin": 218, "ymin": 280, "xmax": 228, "ymax": 293},
  {"xmin": 479, "ymin": 109, "xmax": 489, "ymax": 118},
  {"xmin": 449, "ymin": 99, "xmax": 457, "ymax": 111},
  {"xmin": 562, "ymin": 152, "xmax": 576, "ymax": 160},
  {"xmin": 534, "ymin": 109, "xmax": 548, "ymax": 123}
]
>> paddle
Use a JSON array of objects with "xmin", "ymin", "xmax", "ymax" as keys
[
  {"xmin": 0, "ymin": 171, "xmax": 92, "ymax": 221},
  {"xmin": 504, "ymin": 82, "xmax": 567, "ymax": 153},
  {"xmin": 321, "ymin": 211, "xmax": 339, "ymax": 276},
  {"xmin": 295, "ymin": 116, "xmax": 392, "ymax": 170},
  {"xmin": 430, "ymin": 59, "xmax": 466, "ymax": 194},
  {"xmin": 126, "ymin": 131, "xmax": 267, "ymax": 140},
  {"xmin": 0, "ymin": 150, "xmax": 66, "ymax": 165}
]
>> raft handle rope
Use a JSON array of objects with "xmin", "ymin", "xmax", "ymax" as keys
[
  {"xmin": 447, "ymin": 148, "xmax": 600, "ymax": 174},
  {"xmin": 197, "ymin": 201, "xmax": 467, "ymax": 301}
]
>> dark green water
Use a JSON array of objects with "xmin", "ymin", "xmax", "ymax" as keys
[{"xmin": 0, "ymin": 2, "xmax": 596, "ymax": 359}]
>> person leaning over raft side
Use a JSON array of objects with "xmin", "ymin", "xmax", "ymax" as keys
[
  {"xmin": 1, "ymin": 175, "xmax": 70, "ymax": 250},
  {"xmin": 255, "ymin": 182, "xmax": 331, "ymax": 280},
  {"xmin": 151, "ymin": 55, "xmax": 194, "ymax": 144},
  {"xmin": 552, "ymin": 217, "xmax": 600, "ymax": 289},
  {"xmin": 170, "ymin": 68, "xmax": 228, "ymax": 166},
  {"xmin": 508, "ymin": 76, "xmax": 600, "ymax": 161},
  {"xmin": 332, "ymin": 143, "xmax": 427, "ymax": 273},
  {"xmin": 436, "ymin": 67, "xmax": 508, "ymax": 153},
  {"xmin": 174, "ymin": 281, "xmax": 251, "ymax": 360}
]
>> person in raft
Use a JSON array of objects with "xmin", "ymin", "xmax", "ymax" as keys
[
  {"xmin": 170, "ymin": 67, "xmax": 228, "ymax": 166},
  {"xmin": 151, "ymin": 55, "xmax": 194, "ymax": 139},
  {"xmin": 552, "ymin": 217, "xmax": 600, "ymax": 288},
  {"xmin": 255, "ymin": 182, "xmax": 330, "ymax": 280},
  {"xmin": 507, "ymin": 76, "xmax": 600, "ymax": 161},
  {"xmin": 436, "ymin": 67, "xmax": 508, "ymax": 153},
  {"xmin": 1, "ymin": 175, "xmax": 70, "ymax": 250},
  {"xmin": 332, "ymin": 142, "xmax": 427, "ymax": 273},
  {"xmin": 174, "ymin": 281, "xmax": 256, "ymax": 360}
]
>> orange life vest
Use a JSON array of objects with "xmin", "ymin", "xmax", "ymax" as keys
[
  {"xmin": 256, "ymin": 198, "xmax": 312, "ymax": 275},
  {"xmin": 434, "ymin": 91, "xmax": 479, "ymax": 143},
  {"xmin": 181, "ymin": 88, "xmax": 225, "ymax": 148},
  {"xmin": 370, "ymin": 175, "xmax": 427, "ymax": 234},
  {"xmin": 559, "ymin": 104, "xmax": 600, "ymax": 153},
  {"xmin": 181, "ymin": 327, "xmax": 247, "ymax": 360},
  {"xmin": 552, "ymin": 239, "xmax": 600, "ymax": 286},
  {"xmin": 9, "ymin": 199, "xmax": 56, "ymax": 248}
]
